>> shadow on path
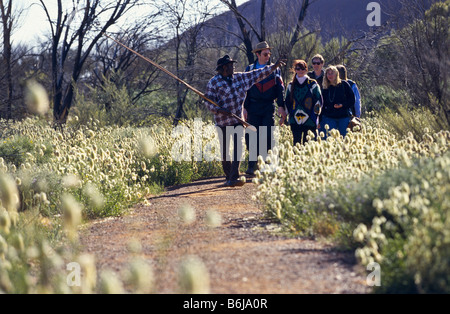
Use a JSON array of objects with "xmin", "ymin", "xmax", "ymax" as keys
[{"xmin": 151, "ymin": 176, "xmax": 255, "ymax": 199}]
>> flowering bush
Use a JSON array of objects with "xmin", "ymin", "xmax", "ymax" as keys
[
  {"xmin": 0, "ymin": 176, "xmax": 212, "ymax": 293},
  {"xmin": 0, "ymin": 116, "xmax": 221, "ymax": 293},
  {"xmin": 1, "ymin": 117, "xmax": 222, "ymax": 219},
  {"xmin": 352, "ymin": 152, "xmax": 450, "ymax": 293},
  {"xmin": 254, "ymin": 121, "xmax": 449, "ymax": 293}
]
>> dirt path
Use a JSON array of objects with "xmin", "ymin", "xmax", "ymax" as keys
[{"xmin": 80, "ymin": 176, "xmax": 370, "ymax": 294}]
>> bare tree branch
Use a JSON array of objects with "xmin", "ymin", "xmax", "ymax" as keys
[{"xmin": 39, "ymin": 0, "xmax": 140, "ymax": 124}]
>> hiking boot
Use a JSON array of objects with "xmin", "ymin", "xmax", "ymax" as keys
[
  {"xmin": 226, "ymin": 179, "xmax": 245, "ymax": 187},
  {"xmin": 245, "ymin": 168, "xmax": 255, "ymax": 176},
  {"xmin": 246, "ymin": 161, "xmax": 257, "ymax": 176}
]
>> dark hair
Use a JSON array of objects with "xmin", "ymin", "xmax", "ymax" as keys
[
  {"xmin": 336, "ymin": 64, "xmax": 348, "ymax": 80},
  {"xmin": 290, "ymin": 60, "xmax": 307, "ymax": 74},
  {"xmin": 311, "ymin": 54, "xmax": 325, "ymax": 64}
]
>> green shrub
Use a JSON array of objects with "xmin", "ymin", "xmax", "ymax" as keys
[
  {"xmin": 1, "ymin": 117, "xmax": 222, "ymax": 220},
  {"xmin": 362, "ymin": 85, "xmax": 411, "ymax": 114},
  {"xmin": 0, "ymin": 136, "xmax": 35, "ymax": 167},
  {"xmin": 372, "ymin": 105, "xmax": 449, "ymax": 141},
  {"xmin": 351, "ymin": 152, "xmax": 450, "ymax": 293},
  {"xmin": 0, "ymin": 117, "xmax": 222, "ymax": 294},
  {"xmin": 255, "ymin": 121, "xmax": 449, "ymax": 292}
]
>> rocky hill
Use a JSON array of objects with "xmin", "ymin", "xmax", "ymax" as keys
[{"xmin": 204, "ymin": 0, "xmax": 432, "ymax": 45}]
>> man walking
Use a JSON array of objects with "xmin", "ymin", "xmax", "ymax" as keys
[
  {"xmin": 307, "ymin": 54, "xmax": 325, "ymax": 90},
  {"xmin": 204, "ymin": 54, "xmax": 285, "ymax": 187},
  {"xmin": 243, "ymin": 41, "xmax": 285, "ymax": 176}
]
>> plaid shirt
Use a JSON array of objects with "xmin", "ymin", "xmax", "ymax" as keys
[{"xmin": 204, "ymin": 65, "xmax": 274, "ymax": 127}]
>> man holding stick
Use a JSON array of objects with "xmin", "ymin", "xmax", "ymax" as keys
[{"xmin": 204, "ymin": 54, "xmax": 286, "ymax": 187}]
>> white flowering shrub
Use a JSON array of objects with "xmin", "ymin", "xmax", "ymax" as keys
[
  {"xmin": 255, "ymin": 121, "xmax": 449, "ymax": 293},
  {"xmin": 0, "ymin": 116, "xmax": 220, "ymax": 293},
  {"xmin": 351, "ymin": 152, "xmax": 450, "ymax": 293},
  {"xmin": 1, "ymin": 117, "xmax": 222, "ymax": 219},
  {"xmin": 1, "ymin": 170, "xmax": 213, "ymax": 293}
]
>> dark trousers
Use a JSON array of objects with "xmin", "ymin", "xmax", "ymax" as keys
[
  {"xmin": 290, "ymin": 124, "xmax": 317, "ymax": 146},
  {"xmin": 219, "ymin": 125, "xmax": 245, "ymax": 181},
  {"xmin": 245, "ymin": 111, "xmax": 275, "ymax": 171}
]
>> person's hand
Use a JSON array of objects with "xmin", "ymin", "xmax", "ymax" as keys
[
  {"xmin": 278, "ymin": 107, "xmax": 287, "ymax": 125},
  {"xmin": 272, "ymin": 58, "xmax": 287, "ymax": 70},
  {"xmin": 334, "ymin": 104, "xmax": 343, "ymax": 109},
  {"xmin": 275, "ymin": 59, "xmax": 287, "ymax": 67},
  {"xmin": 243, "ymin": 108, "xmax": 248, "ymax": 121},
  {"xmin": 314, "ymin": 102, "xmax": 321, "ymax": 115}
]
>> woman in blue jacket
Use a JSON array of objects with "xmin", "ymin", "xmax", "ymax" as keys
[
  {"xmin": 336, "ymin": 64, "xmax": 361, "ymax": 118},
  {"xmin": 319, "ymin": 66, "xmax": 355, "ymax": 137}
]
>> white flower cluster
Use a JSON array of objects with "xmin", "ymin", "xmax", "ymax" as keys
[
  {"xmin": 254, "ymin": 124, "xmax": 449, "ymax": 229},
  {"xmin": 353, "ymin": 151, "xmax": 450, "ymax": 292},
  {"xmin": 0, "ymin": 117, "xmax": 224, "ymax": 217},
  {"xmin": 0, "ymin": 116, "xmax": 225, "ymax": 293},
  {"xmin": 254, "ymin": 120, "xmax": 449, "ymax": 292}
]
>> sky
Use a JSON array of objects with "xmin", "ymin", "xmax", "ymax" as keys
[
  {"xmin": 10, "ymin": 0, "xmax": 46, "ymax": 45},
  {"xmin": 11, "ymin": 0, "xmax": 247, "ymax": 46}
]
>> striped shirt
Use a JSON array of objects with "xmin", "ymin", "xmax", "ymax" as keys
[{"xmin": 204, "ymin": 65, "xmax": 274, "ymax": 127}]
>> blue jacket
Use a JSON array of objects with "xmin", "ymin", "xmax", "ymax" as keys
[{"xmin": 347, "ymin": 80, "xmax": 361, "ymax": 117}]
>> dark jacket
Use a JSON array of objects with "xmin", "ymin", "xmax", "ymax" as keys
[
  {"xmin": 244, "ymin": 62, "xmax": 285, "ymax": 115},
  {"xmin": 307, "ymin": 70, "xmax": 324, "ymax": 90},
  {"xmin": 321, "ymin": 81, "xmax": 356, "ymax": 119},
  {"xmin": 285, "ymin": 77, "xmax": 322, "ymax": 127}
]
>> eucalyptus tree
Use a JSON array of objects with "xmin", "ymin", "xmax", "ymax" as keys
[
  {"xmin": 0, "ymin": 0, "xmax": 25, "ymax": 119},
  {"xmin": 159, "ymin": 0, "xmax": 218, "ymax": 126},
  {"xmin": 38, "ymin": 0, "xmax": 141, "ymax": 124},
  {"xmin": 219, "ymin": 0, "xmax": 314, "ymax": 64}
]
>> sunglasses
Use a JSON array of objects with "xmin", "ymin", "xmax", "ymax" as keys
[
  {"xmin": 295, "ymin": 66, "xmax": 306, "ymax": 71},
  {"xmin": 262, "ymin": 52, "xmax": 271, "ymax": 57},
  {"xmin": 312, "ymin": 61, "xmax": 322, "ymax": 65}
]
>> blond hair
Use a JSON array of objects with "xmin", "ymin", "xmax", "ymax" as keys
[{"xmin": 322, "ymin": 66, "xmax": 341, "ymax": 89}]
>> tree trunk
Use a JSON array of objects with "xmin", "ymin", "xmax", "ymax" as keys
[
  {"xmin": 41, "ymin": 0, "xmax": 138, "ymax": 125},
  {"xmin": 0, "ymin": 0, "xmax": 13, "ymax": 120},
  {"xmin": 288, "ymin": 0, "xmax": 310, "ymax": 53}
]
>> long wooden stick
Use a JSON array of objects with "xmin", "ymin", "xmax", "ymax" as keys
[{"xmin": 103, "ymin": 33, "xmax": 256, "ymax": 132}]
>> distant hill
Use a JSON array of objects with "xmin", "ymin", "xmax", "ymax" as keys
[{"xmin": 203, "ymin": 0, "xmax": 432, "ymax": 46}]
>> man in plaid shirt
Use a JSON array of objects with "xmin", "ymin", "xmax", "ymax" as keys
[{"xmin": 204, "ymin": 55, "xmax": 285, "ymax": 187}]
